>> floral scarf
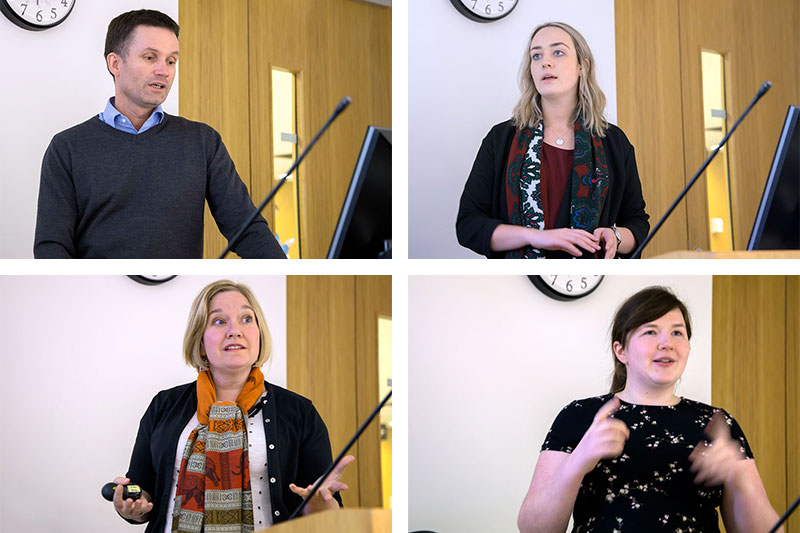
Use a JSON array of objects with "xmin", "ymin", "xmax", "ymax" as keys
[{"xmin": 504, "ymin": 117, "xmax": 609, "ymax": 258}]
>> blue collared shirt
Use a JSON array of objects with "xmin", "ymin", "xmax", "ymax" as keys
[{"xmin": 98, "ymin": 97, "xmax": 164, "ymax": 134}]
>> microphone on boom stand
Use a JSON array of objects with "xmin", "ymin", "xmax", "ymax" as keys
[
  {"xmin": 631, "ymin": 81, "xmax": 772, "ymax": 259},
  {"xmin": 288, "ymin": 390, "xmax": 392, "ymax": 520},
  {"xmin": 769, "ymin": 493, "xmax": 799, "ymax": 533},
  {"xmin": 219, "ymin": 96, "xmax": 352, "ymax": 259}
]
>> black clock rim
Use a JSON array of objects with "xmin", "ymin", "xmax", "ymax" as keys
[
  {"xmin": 0, "ymin": 0, "xmax": 75, "ymax": 32},
  {"xmin": 128, "ymin": 275, "xmax": 177, "ymax": 286},
  {"xmin": 528, "ymin": 275, "xmax": 604, "ymax": 302},
  {"xmin": 448, "ymin": 0, "xmax": 517, "ymax": 23}
]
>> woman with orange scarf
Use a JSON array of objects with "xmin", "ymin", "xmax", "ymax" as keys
[{"xmin": 109, "ymin": 280, "xmax": 352, "ymax": 532}]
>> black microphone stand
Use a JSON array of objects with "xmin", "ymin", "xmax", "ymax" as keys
[
  {"xmin": 288, "ymin": 390, "xmax": 392, "ymax": 520},
  {"xmin": 631, "ymin": 81, "xmax": 772, "ymax": 259},
  {"xmin": 218, "ymin": 97, "xmax": 352, "ymax": 259},
  {"xmin": 769, "ymin": 493, "xmax": 800, "ymax": 533}
]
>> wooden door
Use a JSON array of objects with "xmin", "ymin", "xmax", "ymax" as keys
[
  {"xmin": 249, "ymin": 0, "xmax": 392, "ymax": 258},
  {"xmin": 616, "ymin": 0, "xmax": 800, "ymax": 255},
  {"xmin": 286, "ymin": 276, "xmax": 391, "ymax": 508},
  {"xmin": 179, "ymin": 0, "xmax": 391, "ymax": 258},
  {"xmin": 712, "ymin": 276, "xmax": 795, "ymax": 532}
]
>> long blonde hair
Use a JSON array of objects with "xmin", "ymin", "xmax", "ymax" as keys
[{"xmin": 511, "ymin": 21, "xmax": 608, "ymax": 138}]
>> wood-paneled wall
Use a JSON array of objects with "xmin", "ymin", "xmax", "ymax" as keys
[
  {"xmin": 179, "ymin": 0, "xmax": 250, "ymax": 258},
  {"xmin": 712, "ymin": 276, "xmax": 798, "ymax": 532},
  {"xmin": 616, "ymin": 0, "xmax": 800, "ymax": 256},
  {"xmin": 179, "ymin": 0, "xmax": 391, "ymax": 258},
  {"xmin": 788, "ymin": 277, "xmax": 800, "ymax": 533},
  {"xmin": 286, "ymin": 276, "xmax": 391, "ymax": 509},
  {"xmin": 615, "ymin": 1, "xmax": 687, "ymax": 257},
  {"xmin": 354, "ymin": 276, "xmax": 392, "ymax": 508}
]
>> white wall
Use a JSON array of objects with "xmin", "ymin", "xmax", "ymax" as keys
[
  {"xmin": 408, "ymin": 276, "xmax": 712, "ymax": 533},
  {"xmin": 0, "ymin": 0, "xmax": 179, "ymax": 258},
  {"xmin": 408, "ymin": 1, "xmax": 617, "ymax": 258},
  {"xmin": 0, "ymin": 275, "xmax": 286, "ymax": 532}
]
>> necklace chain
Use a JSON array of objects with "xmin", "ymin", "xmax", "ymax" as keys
[{"xmin": 546, "ymin": 123, "xmax": 573, "ymax": 146}]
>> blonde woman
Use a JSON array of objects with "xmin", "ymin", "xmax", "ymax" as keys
[
  {"xmin": 109, "ymin": 280, "xmax": 352, "ymax": 532},
  {"xmin": 456, "ymin": 22, "xmax": 649, "ymax": 259}
]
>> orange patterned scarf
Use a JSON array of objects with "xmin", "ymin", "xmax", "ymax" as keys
[{"xmin": 172, "ymin": 368, "xmax": 265, "ymax": 533}]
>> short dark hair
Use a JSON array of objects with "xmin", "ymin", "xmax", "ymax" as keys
[
  {"xmin": 104, "ymin": 9, "xmax": 179, "ymax": 78},
  {"xmin": 609, "ymin": 286, "xmax": 692, "ymax": 394}
]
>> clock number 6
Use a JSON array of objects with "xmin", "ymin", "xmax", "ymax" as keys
[
  {"xmin": 565, "ymin": 280, "xmax": 573, "ymax": 292},
  {"xmin": 36, "ymin": 10, "xmax": 42, "ymax": 22}
]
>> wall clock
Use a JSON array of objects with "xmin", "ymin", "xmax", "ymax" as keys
[
  {"xmin": 528, "ymin": 275, "xmax": 603, "ymax": 301},
  {"xmin": 1, "ymin": 0, "xmax": 75, "ymax": 31},
  {"xmin": 449, "ymin": 0, "xmax": 518, "ymax": 23},
  {"xmin": 128, "ymin": 275, "xmax": 177, "ymax": 286}
]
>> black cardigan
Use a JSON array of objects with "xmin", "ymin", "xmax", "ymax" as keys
[
  {"xmin": 456, "ymin": 120, "xmax": 650, "ymax": 258},
  {"xmin": 125, "ymin": 381, "xmax": 341, "ymax": 532}
]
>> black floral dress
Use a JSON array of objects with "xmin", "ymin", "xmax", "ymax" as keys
[{"xmin": 541, "ymin": 394, "xmax": 753, "ymax": 533}]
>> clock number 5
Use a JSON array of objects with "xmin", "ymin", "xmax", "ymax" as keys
[
  {"xmin": 498, "ymin": 2, "xmax": 505, "ymax": 12},
  {"xmin": 581, "ymin": 277, "xmax": 588, "ymax": 289}
]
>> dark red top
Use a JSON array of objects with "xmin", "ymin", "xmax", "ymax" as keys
[{"xmin": 540, "ymin": 142, "xmax": 574, "ymax": 229}]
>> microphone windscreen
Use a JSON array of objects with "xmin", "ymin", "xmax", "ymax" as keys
[{"xmin": 335, "ymin": 96, "xmax": 353, "ymax": 115}]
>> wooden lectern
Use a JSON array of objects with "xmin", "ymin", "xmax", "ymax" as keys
[
  {"xmin": 256, "ymin": 509, "xmax": 391, "ymax": 533},
  {"xmin": 652, "ymin": 250, "xmax": 800, "ymax": 259}
]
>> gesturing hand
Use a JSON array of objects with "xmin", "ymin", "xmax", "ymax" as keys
[
  {"xmin": 593, "ymin": 227, "xmax": 618, "ymax": 259},
  {"xmin": 289, "ymin": 455, "xmax": 355, "ymax": 515},
  {"xmin": 112, "ymin": 476, "xmax": 153, "ymax": 523},
  {"xmin": 689, "ymin": 412, "xmax": 747, "ymax": 487},
  {"xmin": 530, "ymin": 228, "xmax": 601, "ymax": 257},
  {"xmin": 572, "ymin": 396, "xmax": 630, "ymax": 475}
]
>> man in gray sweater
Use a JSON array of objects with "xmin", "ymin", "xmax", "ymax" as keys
[{"xmin": 34, "ymin": 9, "xmax": 286, "ymax": 259}]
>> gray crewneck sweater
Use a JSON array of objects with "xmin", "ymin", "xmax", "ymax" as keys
[{"xmin": 34, "ymin": 114, "xmax": 285, "ymax": 258}]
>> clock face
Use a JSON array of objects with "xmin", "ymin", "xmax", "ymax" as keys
[
  {"xmin": 449, "ymin": 0, "xmax": 519, "ymax": 23},
  {"xmin": 1, "ymin": 0, "xmax": 75, "ymax": 31},
  {"xmin": 528, "ymin": 275, "xmax": 604, "ymax": 301},
  {"xmin": 128, "ymin": 275, "xmax": 177, "ymax": 286}
]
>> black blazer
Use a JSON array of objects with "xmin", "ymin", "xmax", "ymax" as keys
[
  {"xmin": 125, "ymin": 381, "xmax": 341, "ymax": 532},
  {"xmin": 456, "ymin": 120, "xmax": 649, "ymax": 258}
]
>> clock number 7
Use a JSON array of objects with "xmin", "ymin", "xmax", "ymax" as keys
[
  {"xmin": 471, "ymin": 0, "xmax": 477, "ymax": 8},
  {"xmin": 20, "ymin": 3, "xmax": 27, "ymax": 15},
  {"xmin": 550, "ymin": 275, "xmax": 557, "ymax": 286}
]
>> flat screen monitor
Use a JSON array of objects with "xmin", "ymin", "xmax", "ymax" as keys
[
  {"xmin": 327, "ymin": 126, "xmax": 392, "ymax": 258},
  {"xmin": 747, "ymin": 105, "xmax": 800, "ymax": 250}
]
